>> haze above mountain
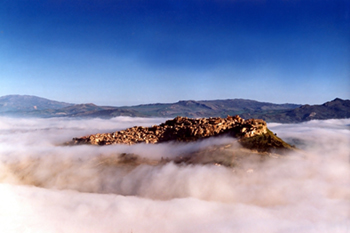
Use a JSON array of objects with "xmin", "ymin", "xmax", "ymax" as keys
[{"xmin": 0, "ymin": 95, "xmax": 349, "ymax": 123}]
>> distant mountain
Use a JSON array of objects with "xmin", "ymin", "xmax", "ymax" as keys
[
  {"xmin": 0, "ymin": 101, "xmax": 141, "ymax": 118},
  {"xmin": 120, "ymin": 99, "xmax": 301, "ymax": 118},
  {"xmin": 253, "ymin": 98, "xmax": 350, "ymax": 123},
  {"xmin": 0, "ymin": 95, "xmax": 73, "ymax": 113},
  {"xmin": 53, "ymin": 103, "xmax": 142, "ymax": 118},
  {"xmin": 0, "ymin": 95, "xmax": 349, "ymax": 123}
]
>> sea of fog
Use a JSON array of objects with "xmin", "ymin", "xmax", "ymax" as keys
[{"xmin": 0, "ymin": 117, "xmax": 349, "ymax": 233}]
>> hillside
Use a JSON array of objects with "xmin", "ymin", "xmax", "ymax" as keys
[
  {"xmin": 0, "ymin": 95, "xmax": 73, "ymax": 113},
  {"xmin": 68, "ymin": 115, "xmax": 295, "ymax": 167},
  {"xmin": 0, "ymin": 95, "xmax": 349, "ymax": 123},
  {"xmin": 120, "ymin": 99, "xmax": 300, "ymax": 118},
  {"xmin": 243, "ymin": 98, "xmax": 350, "ymax": 123}
]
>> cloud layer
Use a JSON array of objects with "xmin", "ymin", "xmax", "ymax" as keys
[{"xmin": 0, "ymin": 117, "xmax": 349, "ymax": 233}]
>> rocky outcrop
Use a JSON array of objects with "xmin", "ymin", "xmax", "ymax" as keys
[{"xmin": 71, "ymin": 115, "xmax": 268, "ymax": 146}]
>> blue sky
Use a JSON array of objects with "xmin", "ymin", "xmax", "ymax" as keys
[{"xmin": 0, "ymin": 0, "xmax": 349, "ymax": 106}]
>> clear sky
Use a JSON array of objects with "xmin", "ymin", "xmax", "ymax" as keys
[{"xmin": 1, "ymin": 0, "xmax": 349, "ymax": 106}]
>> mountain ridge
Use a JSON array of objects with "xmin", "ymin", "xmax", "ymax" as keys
[
  {"xmin": 0, "ymin": 94, "xmax": 349, "ymax": 123},
  {"xmin": 0, "ymin": 95, "xmax": 73, "ymax": 113}
]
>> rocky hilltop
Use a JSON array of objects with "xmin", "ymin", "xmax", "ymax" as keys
[{"xmin": 70, "ymin": 115, "xmax": 293, "ymax": 153}]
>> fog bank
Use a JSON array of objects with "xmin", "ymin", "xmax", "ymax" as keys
[{"xmin": 0, "ymin": 117, "xmax": 349, "ymax": 233}]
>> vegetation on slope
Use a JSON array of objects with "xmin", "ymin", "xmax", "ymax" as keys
[{"xmin": 239, "ymin": 129, "xmax": 294, "ymax": 152}]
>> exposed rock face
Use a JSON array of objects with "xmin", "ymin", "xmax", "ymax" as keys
[{"xmin": 71, "ymin": 115, "xmax": 268, "ymax": 146}]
